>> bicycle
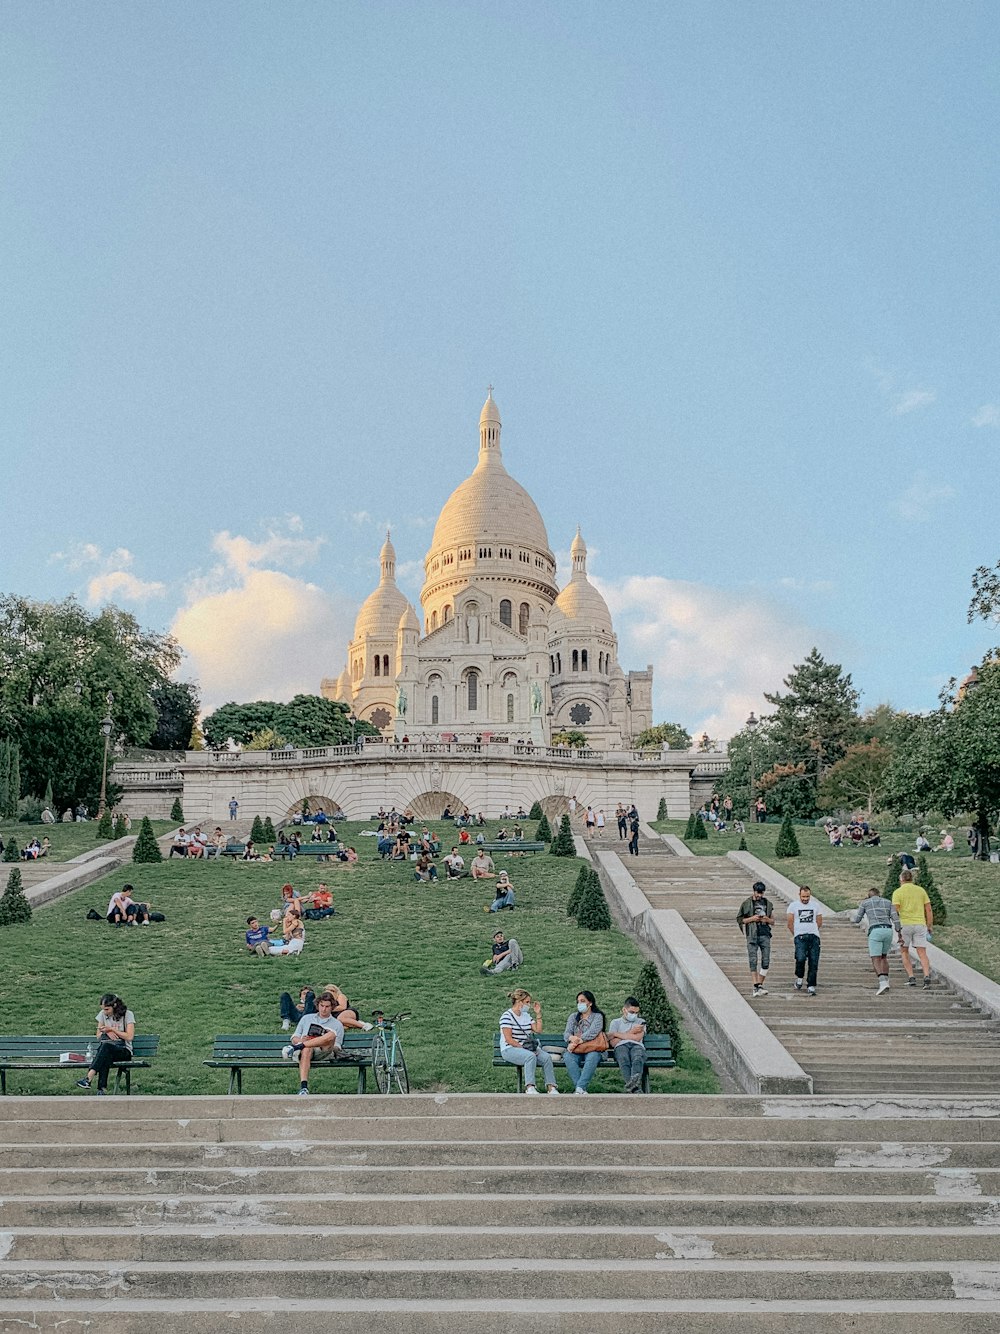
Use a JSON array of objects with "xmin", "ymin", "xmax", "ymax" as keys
[{"xmin": 370, "ymin": 1009, "xmax": 410, "ymax": 1093}]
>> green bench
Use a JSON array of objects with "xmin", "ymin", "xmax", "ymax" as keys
[
  {"xmin": 204, "ymin": 1032, "xmax": 375, "ymax": 1094},
  {"xmin": 478, "ymin": 841, "xmax": 546, "ymax": 854},
  {"xmin": 220, "ymin": 842, "xmax": 246, "ymax": 858},
  {"xmin": 491, "ymin": 1031, "xmax": 674, "ymax": 1093},
  {"xmin": 273, "ymin": 842, "xmax": 343, "ymax": 861},
  {"xmin": 0, "ymin": 1035, "xmax": 160, "ymax": 1095}
]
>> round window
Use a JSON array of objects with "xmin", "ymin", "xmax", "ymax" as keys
[{"xmin": 569, "ymin": 703, "xmax": 592, "ymax": 726}]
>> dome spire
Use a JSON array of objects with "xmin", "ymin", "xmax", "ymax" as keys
[
  {"xmin": 479, "ymin": 386, "xmax": 502, "ymax": 458},
  {"xmin": 379, "ymin": 529, "xmax": 396, "ymax": 583},
  {"xmin": 570, "ymin": 527, "xmax": 587, "ymax": 575}
]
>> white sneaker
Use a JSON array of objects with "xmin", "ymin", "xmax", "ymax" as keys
[
  {"xmin": 756, "ymin": 985, "xmax": 768, "ymax": 996},
  {"xmin": 281, "ymin": 1045, "xmax": 294, "ymax": 1060},
  {"xmin": 281, "ymin": 1019, "xmax": 291, "ymax": 1031},
  {"xmin": 877, "ymin": 976, "xmax": 890, "ymax": 995},
  {"xmin": 524, "ymin": 1085, "xmax": 539, "ymax": 1095},
  {"xmin": 807, "ymin": 986, "xmax": 817, "ymax": 996},
  {"xmin": 298, "ymin": 1087, "xmax": 310, "ymax": 1096},
  {"xmin": 794, "ymin": 979, "xmax": 803, "ymax": 991},
  {"xmin": 547, "ymin": 1087, "xmax": 560, "ymax": 1096},
  {"xmin": 573, "ymin": 1087, "xmax": 588, "ymax": 1096}
]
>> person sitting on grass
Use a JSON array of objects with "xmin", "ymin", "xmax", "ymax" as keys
[
  {"xmin": 276, "ymin": 884, "xmax": 304, "ymax": 917},
  {"xmin": 480, "ymin": 929, "xmax": 523, "ymax": 975},
  {"xmin": 498, "ymin": 989, "xmax": 558, "ymax": 1096},
  {"xmin": 280, "ymin": 985, "xmax": 315, "ymax": 1030},
  {"xmin": 21, "ymin": 837, "xmax": 42, "ymax": 860},
  {"xmin": 76, "ymin": 993, "xmax": 135, "ymax": 1096},
  {"xmin": 320, "ymin": 984, "xmax": 373, "ymax": 1032},
  {"xmin": 241, "ymin": 839, "xmax": 261, "ymax": 861},
  {"xmin": 283, "ymin": 992, "xmax": 344, "ymax": 1096},
  {"xmin": 310, "ymin": 824, "xmax": 325, "ymax": 843},
  {"xmin": 245, "ymin": 915, "xmax": 272, "ymax": 957},
  {"xmin": 458, "ymin": 828, "xmax": 471, "ymax": 846},
  {"xmin": 106, "ymin": 885, "xmax": 149, "ymax": 926},
  {"xmin": 270, "ymin": 908, "xmax": 305, "ymax": 956},
  {"xmin": 414, "ymin": 852, "xmax": 439, "ymax": 884},
  {"xmin": 443, "ymin": 847, "xmax": 466, "ymax": 879},
  {"xmin": 302, "ymin": 884, "xmax": 335, "ymax": 920},
  {"xmin": 470, "ymin": 850, "xmax": 495, "ymax": 880},
  {"xmin": 608, "ymin": 996, "xmax": 647, "ymax": 1093},
  {"xmin": 484, "ymin": 870, "xmax": 515, "ymax": 913}
]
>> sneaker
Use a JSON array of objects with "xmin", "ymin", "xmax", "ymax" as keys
[
  {"xmin": 281, "ymin": 1019, "xmax": 291, "ymax": 1031},
  {"xmin": 482, "ymin": 906, "xmax": 491, "ymax": 913},
  {"xmin": 573, "ymin": 1087, "xmax": 588, "ymax": 1096},
  {"xmin": 907, "ymin": 976, "xmax": 917, "ymax": 987},
  {"xmin": 298, "ymin": 1087, "xmax": 310, "ymax": 1096},
  {"xmin": 480, "ymin": 967, "xmax": 492, "ymax": 975},
  {"xmin": 624, "ymin": 1076, "xmax": 642, "ymax": 1093},
  {"xmin": 922, "ymin": 976, "xmax": 932, "ymax": 989},
  {"xmin": 794, "ymin": 979, "xmax": 803, "ymax": 991},
  {"xmin": 877, "ymin": 977, "xmax": 890, "ymax": 995},
  {"xmin": 756, "ymin": 985, "xmax": 768, "ymax": 997},
  {"xmin": 524, "ymin": 1085, "xmax": 539, "ymax": 1095},
  {"xmin": 95, "ymin": 1089, "xmax": 106, "ymax": 1096},
  {"xmin": 75, "ymin": 1078, "xmax": 91, "ymax": 1089},
  {"xmin": 281, "ymin": 1045, "xmax": 294, "ymax": 1060},
  {"xmin": 807, "ymin": 986, "xmax": 816, "ymax": 996},
  {"xmin": 751, "ymin": 985, "xmax": 761, "ymax": 998},
  {"xmin": 547, "ymin": 1087, "xmax": 560, "ymax": 1096}
]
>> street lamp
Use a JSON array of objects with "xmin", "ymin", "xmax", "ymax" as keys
[
  {"xmin": 745, "ymin": 711, "xmax": 759, "ymax": 822},
  {"xmin": 349, "ymin": 713, "xmax": 358, "ymax": 750},
  {"xmin": 97, "ymin": 691, "xmax": 114, "ymax": 817}
]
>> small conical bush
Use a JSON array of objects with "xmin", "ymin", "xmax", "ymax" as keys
[
  {"xmin": 132, "ymin": 815, "xmax": 163, "ymax": 864},
  {"xmin": 576, "ymin": 868, "xmax": 611, "ymax": 930},
  {"xmin": 774, "ymin": 814, "xmax": 800, "ymax": 858},
  {"xmin": 0, "ymin": 866, "xmax": 31, "ymax": 925}
]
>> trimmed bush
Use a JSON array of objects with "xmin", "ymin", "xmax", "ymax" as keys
[
  {"xmin": 774, "ymin": 814, "xmax": 800, "ymax": 858},
  {"xmin": 691, "ymin": 816, "xmax": 708, "ymax": 841},
  {"xmin": 535, "ymin": 813, "xmax": 552, "ymax": 843},
  {"xmin": 262, "ymin": 816, "xmax": 277, "ymax": 844},
  {"xmin": 567, "ymin": 864, "xmax": 589, "ymax": 917},
  {"xmin": 634, "ymin": 960, "xmax": 682, "ymax": 1059},
  {"xmin": 250, "ymin": 815, "xmax": 265, "ymax": 845},
  {"xmin": 683, "ymin": 813, "xmax": 696, "ymax": 840},
  {"xmin": 576, "ymin": 868, "xmax": 611, "ymax": 930},
  {"xmin": 528, "ymin": 801, "xmax": 543, "ymax": 820},
  {"xmin": 170, "ymin": 797, "xmax": 184, "ymax": 823},
  {"xmin": 96, "ymin": 809, "xmax": 114, "ymax": 840},
  {"xmin": 112, "ymin": 814, "xmax": 128, "ymax": 841},
  {"xmin": 738, "ymin": 836, "xmax": 748, "ymax": 851},
  {"xmin": 884, "ymin": 857, "xmax": 902, "ymax": 896},
  {"xmin": 2, "ymin": 837, "xmax": 19, "ymax": 862},
  {"xmin": 550, "ymin": 813, "xmax": 576, "ymax": 857},
  {"xmin": 0, "ymin": 867, "xmax": 31, "ymax": 926},
  {"xmin": 657, "ymin": 797, "xmax": 668, "ymax": 821},
  {"xmin": 132, "ymin": 815, "xmax": 163, "ymax": 864},
  {"xmin": 915, "ymin": 854, "xmax": 948, "ymax": 926}
]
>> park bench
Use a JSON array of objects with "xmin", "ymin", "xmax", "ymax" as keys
[
  {"xmin": 0, "ymin": 1035, "xmax": 160, "ymax": 1095},
  {"xmin": 273, "ymin": 842, "xmax": 343, "ymax": 861},
  {"xmin": 477, "ymin": 841, "xmax": 546, "ymax": 855},
  {"xmin": 220, "ymin": 842, "xmax": 246, "ymax": 858},
  {"xmin": 204, "ymin": 1032, "xmax": 375, "ymax": 1094},
  {"xmin": 491, "ymin": 1031, "xmax": 674, "ymax": 1094}
]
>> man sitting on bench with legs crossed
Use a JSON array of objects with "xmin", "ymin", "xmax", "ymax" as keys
[{"xmin": 283, "ymin": 993, "xmax": 344, "ymax": 1096}]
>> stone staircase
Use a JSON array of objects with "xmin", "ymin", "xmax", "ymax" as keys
[
  {"xmin": 1, "ymin": 1093, "xmax": 1000, "ymax": 1330},
  {"xmin": 616, "ymin": 843, "xmax": 1000, "ymax": 1096}
]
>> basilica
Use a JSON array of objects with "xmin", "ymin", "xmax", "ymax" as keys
[{"xmin": 321, "ymin": 392, "xmax": 653, "ymax": 748}]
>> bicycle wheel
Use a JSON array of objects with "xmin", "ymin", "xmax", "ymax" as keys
[
  {"xmin": 389, "ymin": 1040, "xmax": 409, "ymax": 1094},
  {"xmin": 372, "ymin": 1038, "xmax": 391, "ymax": 1094}
]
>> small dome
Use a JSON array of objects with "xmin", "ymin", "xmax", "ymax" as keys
[
  {"xmin": 335, "ymin": 668, "xmax": 353, "ymax": 703},
  {"xmin": 570, "ymin": 528, "xmax": 586, "ymax": 559},
  {"xmin": 553, "ymin": 577, "xmax": 613, "ymax": 636},
  {"xmin": 352, "ymin": 532, "xmax": 416, "ymax": 641},
  {"xmin": 398, "ymin": 606, "xmax": 420, "ymax": 633},
  {"xmin": 480, "ymin": 389, "xmax": 501, "ymax": 426}
]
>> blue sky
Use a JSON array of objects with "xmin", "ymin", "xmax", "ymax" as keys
[{"xmin": 2, "ymin": 2, "xmax": 998, "ymax": 733}]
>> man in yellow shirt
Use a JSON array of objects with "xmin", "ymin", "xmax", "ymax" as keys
[{"xmin": 891, "ymin": 869, "xmax": 933, "ymax": 989}]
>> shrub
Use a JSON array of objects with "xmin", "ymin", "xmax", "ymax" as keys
[
  {"xmin": 634, "ymin": 960, "xmax": 682, "ymax": 1059},
  {"xmin": 250, "ymin": 815, "xmax": 265, "ymax": 845},
  {"xmin": 567, "ymin": 864, "xmax": 589, "ymax": 917},
  {"xmin": 528, "ymin": 800, "xmax": 543, "ymax": 820},
  {"xmin": 0, "ymin": 867, "xmax": 31, "ymax": 926},
  {"xmin": 96, "ymin": 809, "xmax": 114, "ymax": 840},
  {"xmin": 884, "ymin": 857, "xmax": 902, "ymax": 897},
  {"xmin": 132, "ymin": 815, "xmax": 163, "ymax": 864},
  {"xmin": 550, "ymin": 813, "xmax": 576, "ymax": 857},
  {"xmin": 112, "ymin": 814, "xmax": 128, "ymax": 841},
  {"xmin": 915, "ymin": 854, "xmax": 948, "ymax": 926},
  {"xmin": 691, "ymin": 816, "xmax": 708, "ymax": 841},
  {"xmin": 17, "ymin": 795, "xmax": 44, "ymax": 823},
  {"xmin": 170, "ymin": 797, "xmax": 184, "ymax": 823},
  {"xmin": 738, "ymin": 836, "xmax": 748, "ymax": 851},
  {"xmin": 657, "ymin": 797, "xmax": 668, "ymax": 822},
  {"xmin": 774, "ymin": 814, "xmax": 800, "ymax": 858},
  {"xmin": 576, "ymin": 868, "xmax": 611, "ymax": 930},
  {"xmin": 2, "ymin": 837, "xmax": 19, "ymax": 862},
  {"xmin": 262, "ymin": 816, "xmax": 277, "ymax": 843},
  {"xmin": 683, "ymin": 813, "xmax": 696, "ymax": 840},
  {"xmin": 535, "ymin": 813, "xmax": 552, "ymax": 843}
]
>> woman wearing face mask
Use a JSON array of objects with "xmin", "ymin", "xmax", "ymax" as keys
[
  {"xmin": 499, "ymin": 989, "xmax": 559, "ymax": 1095},
  {"xmin": 563, "ymin": 990, "xmax": 607, "ymax": 1095}
]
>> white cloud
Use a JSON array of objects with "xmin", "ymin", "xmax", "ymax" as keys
[
  {"xmin": 894, "ymin": 471, "xmax": 956, "ymax": 521},
  {"xmin": 88, "ymin": 570, "xmax": 166, "ymax": 604},
  {"xmin": 972, "ymin": 404, "xmax": 1000, "ymax": 428},
  {"xmin": 594, "ymin": 574, "xmax": 818, "ymax": 739},
  {"xmin": 211, "ymin": 528, "xmax": 325, "ymax": 577},
  {"xmin": 890, "ymin": 389, "xmax": 936, "ymax": 417}
]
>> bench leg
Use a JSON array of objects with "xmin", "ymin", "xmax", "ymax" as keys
[
  {"xmin": 1, "ymin": 1069, "xmax": 5, "ymax": 1095},
  {"xmin": 357, "ymin": 1065, "xmax": 366, "ymax": 1094},
  {"xmin": 228, "ymin": 1068, "xmax": 238, "ymax": 1095},
  {"xmin": 640, "ymin": 1068, "xmax": 650, "ymax": 1094}
]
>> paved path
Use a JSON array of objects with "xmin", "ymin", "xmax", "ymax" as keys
[{"xmin": 598, "ymin": 835, "xmax": 1000, "ymax": 1096}]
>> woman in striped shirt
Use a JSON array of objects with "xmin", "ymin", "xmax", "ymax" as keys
[{"xmin": 499, "ymin": 989, "xmax": 559, "ymax": 1095}]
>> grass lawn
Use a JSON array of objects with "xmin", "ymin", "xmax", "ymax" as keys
[
  {"xmin": 654, "ymin": 819, "xmax": 1000, "ymax": 986},
  {"xmin": 0, "ymin": 821, "xmax": 718, "ymax": 1096},
  {"xmin": 0, "ymin": 819, "xmax": 174, "ymax": 863}
]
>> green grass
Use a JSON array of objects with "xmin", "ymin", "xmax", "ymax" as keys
[
  {"xmin": 0, "ymin": 819, "xmax": 174, "ymax": 863},
  {"xmin": 0, "ymin": 821, "xmax": 717, "ymax": 1096},
  {"xmin": 654, "ymin": 818, "xmax": 1000, "ymax": 986}
]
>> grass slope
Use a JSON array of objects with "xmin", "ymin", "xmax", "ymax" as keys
[
  {"xmin": 0, "ymin": 820, "xmax": 174, "ymax": 863},
  {"xmin": 0, "ymin": 821, "xmax": 717, "ymax": 1096},
  {"xmin": 655, "ymin": 819, "xmax": 1000, "ymax": 985}
]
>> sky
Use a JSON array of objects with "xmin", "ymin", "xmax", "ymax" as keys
[{"xmin": 2, "ymin": 2, "xmax": 998, "ymax": 738}]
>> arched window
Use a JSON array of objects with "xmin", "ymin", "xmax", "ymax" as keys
[
  {"xmin": 506, "ymin": 693, "xmax": 514, "ymax": 722},
  {"xmin": 430, "ymin": 610, "xmax": 438, "ymax": 631},
  {"xmin": 443, "ymin": 605, "xmax": 452, "ymax": 622},
  {"xmin": 499, "ymin": 599, "xmax": 512, "ymax": 628},
  {"xmin": 373, "ymin": 656, "xmax": 381, "ymax": 677},
  {"xmin": 431, "ymin": 695, "xmax": 439, "ymax": 725},
  {"xmin": 581, "ymin": 649, "xmax": 588, "ymax": 671},
  {"xmin": 556, "ymin": 652, "xmax": 562, "ymax": 674},
  {"xmin": 519, "ymin": 602, "xmax": 529, "ymax": 636},
  {"xmin": 550, "ymin": 655, "xmax": 555, "ymax": 674},
  {"xmin": 383, "ymin": 654, "xmax": 390, "ymax": 676},
  {"xmin": 467, "ymin": 671, "xmax": 479, "ymax": 711},
  {"xmin": 572, "ymin": 650, "xmax": 579, "ymax": 672}
]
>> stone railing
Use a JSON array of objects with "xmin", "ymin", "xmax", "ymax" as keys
[{"xmin": 117, "ymin": 767, "xmax": 183, "ymax": 785}]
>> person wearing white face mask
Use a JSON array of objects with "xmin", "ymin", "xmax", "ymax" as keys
[{"xmin": 608, "ymin": 997, "xmax": 647, "ymax": 1093}]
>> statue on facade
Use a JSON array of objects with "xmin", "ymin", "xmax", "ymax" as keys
[
  {"xmin": 530, "ymin": 681, "xmax": 543, "ymax": 715},
  {"xmin": 395, "ymin": 685, "xmax": 408, "ymax": 718}
]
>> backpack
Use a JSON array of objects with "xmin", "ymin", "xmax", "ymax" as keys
[{"xmin": 86, "ymin": 908, "xmax": 102, "ymax": 921}]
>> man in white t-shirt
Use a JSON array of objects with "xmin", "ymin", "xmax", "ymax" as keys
[
  {"xmin": 787, "ymin": 885, "xmax": 823, "ymax": 995},
  {"xmin": 284, "ymin": 994, "xmax": 345, "ymax": 1095},
  {"xmin": 443, "ymin": 848, "xmax": 466, "ymax": 879}
]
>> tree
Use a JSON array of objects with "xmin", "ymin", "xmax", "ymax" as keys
[
  {"xmin": 633, "ymin": 960, "xmax": 682, "ymax": 1058},
  {"xmin": 112, "ymin": 814, "xmax": 128, "ymax": 840},
  {"xmin": 262, "ymin": 816, "xmax": 277, "ymax": 843},
  {"xmin": 170, "ymin": 797, "xmax": 184, "ymax": 823},
  {"xmin": 0, "ymin": 740, "xmax": 12, "ymax": 818},
  {"xmin": 245, "ymin": 728, "xmax": 286, "ymax": 751},
  {"xmin": 43, "ymin": 777, "xmax": 53, "ymax": 811},
  {"xmin": 634, "ymin": 722, "xmax": 692, "ymax": 750},
  {"xmin": 764, "ymin": 647, "xmax": 861, "ymax": 791},
  {"xmin": 915, "ymin": 853, "xmax": 948, "ymax": 926},
  {"xmin": 96, "ymin": 809, "xmax": 114, "ymax": 840},
  {"xmin": 738, "ymin": 836, "xmax": 748, "ymax": 851},
  {"xmin": 132, "ymin": 815, "xmax": 163, "ymax": 863},
  {"xmin": 535, "ymin": 812, "xmax": 552, "ymax": 842},
  {"xmin": 568, "ymin": 864, "xmax": 590, "ymax": 916},
  {"xmin": 774, "ymin": 814, "xmax": 800, "ymax": 858},
  {"xmin": 550, "ymin": 813, "xmax": 575, "ymax": 856},
  {"xmin": 683, "ymin": 813, "xmax": 696, "ymax": 840},
  {"xmin": 0, "ymin": 867, "xmax": 31, "ymax": 925},
  {"xmin": 576, "ymin": 869, "xmax": 611, "ymax": 930},
  {"xmin": 756, "ymin": 762, "xmax": 815, "ymax": 819},
  {"xmin": 551, "ymin": 730, "xmax": 588, "ymax": 748},
  {"xmin": 528, "ymin": 801, "xmax": 543, "ymax": 820},
  {"xmin": 884, "ymin": 857, "xmax": 903, "ymax": 897},
  {"xmin": 250, "ymin": 815, "xmax": 265, "ymax": 844},
  {"xmin": 657, "ymin": 797, "xmax": 668, "ymax": 821},
  {"xmin": 969, "ymin": 560, "xmax": 1000, "ymax": 625},
  {"xmin": 18, "ymin": 705, "xmax": 115, "ymax": 814},
  {"xmin": 818, "ymin": 740, "xmax": 893, "ymax": 817},
  {"xmin": 2, "ymin": 837, "xmax": 19, "ymax": 862},
  {"xmin": 713, "ymin": 717, "xmax": 783, "ymax": 819},
  {"xmin": 691, "ymin": 815, "xmax": 708, "ymax": 841},
  {"xmin": 201, "ymin": 694, "xmax": 367, "ymax": 750},
  {"xmin": 149, "ymin": 680, "xmax": 200, "ymax": 751}
]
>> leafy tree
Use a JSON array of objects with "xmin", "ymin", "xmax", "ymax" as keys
[
  {"xmin": 915, "ymin": 853, "xmax": 948, "ymax": 926},
  {"xmin": 657, "ymin": 797, "xmax": 668, "ymax": 821},
  {"xmin": 18, "ymin": 707, "xmax": 118, "ymax": 814},
  {"xmin": 568, "ymin": 864, "xmax": 589, "ymax": 916},
  {"xmin": 250, "ymin": 815, "xmax": 265, "ymax": 844},
  {"xmin": 96, "ymin": 809, "xmax": 114, "ymax": 840},
  {"xmin": 528, "ymin": 800, "xmax": 542, "ymax": 820},
  {"xmin": 634, "ymin": 722, "xmax": 692, "ymax": 750},
  {"xmin": 201, "ymin": 694, "xmax": 369, "ymax": 750},
  {"xmin": 713, "ymin": 718, "xmax": 783, "ymax": 818},
  {"xmin": 262, "ymin": 816, "xmax": 277, "ymax": 844},
  {"xmin": 170, "ymin": 797, "xmax": 184, "ymax": 822},
  {"xmin": 202, "ymin": 700, "xmax": 281, "ymax": 748},
  {"xmin": 682, "ymin": 812, "xmax": 695, "ymax": 839},
  {"xmin": 774, "ymin": 814, "xmax": 800, "ymax": 858},
  {"xmin": 576, "ymin": 868, "xmax": 611, "ymax": 930},
  {"xmin": 756, "ymin": 762, "xmax": 815, "ymax": 819},
  {"xmin": 691, "ymin": 815, "xmax": 708, "ymax": 841},
  {"xmin": 634, "ymin": 960, "xmax": 682, "ymax": 1058},
  {"xmin": 9, "ymin": 746, "xmax": 20, "ymax": 815},
  {"xmin": 535, "ymin": 813, "xmax": 552, "ymax": 842},
  {"xmin": 0, "ymin": 867, "xmax": 31, "ymax": 925},
  {"xmin": 2, "ymin": 836, "xmax": 19, "ymax": 862},
  {"xmin": 969, "ymin": 559, "xmax": 1000, "ymax": 625},
  {"xmin": 818, "ymin": 740, "xmax": 893, "ymax": 817},
  {"xmin": 132, "ymin": 815, "xmax": 162, "ymax": 863},
  {"xmin": 764, "ymin": 648, "xmax": 861, "ymax": 786},
  {"xmin": 149, "ymin": 680, "xmax": 200, "ymax": 751},
  {"xmin": 188, "ymin": 720, "xmax": 205, "ymax": 750},
  {"xmin": 0, "ymin": 740, "xmax": 11, "ymax": 818},
  {"xmin": 551, "ymin": 730, "xmax": 588, "ymax": 748},
  {"xmin": 550, "ymin": 813, "xmax": 575, "ymax": 856},
  {"xmin": 245, "ymin": 728, "xmax": 287, "ymax": 751}
]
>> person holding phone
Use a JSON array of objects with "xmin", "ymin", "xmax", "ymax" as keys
[
  {"xmin": 499, "ymin": 989, "xmax": 558, "ymax": 1095},
  {"xmin": 75, "ymin": 993, "xmax": 135, "ymax": 1095}
]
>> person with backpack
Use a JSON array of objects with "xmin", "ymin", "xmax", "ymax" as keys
[
  {"xmin": 480, "ymin": 929, "xmax": 522, "ymax": 975},
  {"xmin": 737, "ymin": 881, "xmax": 773, "ymax": 998}
]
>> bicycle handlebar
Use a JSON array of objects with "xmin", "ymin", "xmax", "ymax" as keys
[{"xmin": 371, "ymin": 1009, "xmax": 411, "ymax": 1024}]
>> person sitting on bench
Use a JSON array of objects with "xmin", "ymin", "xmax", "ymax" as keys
[{"xmin": 283, "ymin": 992, "xmax": 343, "ymax": 1095}]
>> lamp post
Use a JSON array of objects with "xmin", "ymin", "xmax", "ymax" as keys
[
  {"xmin": 745, "ymin": 711, "xmax": 759, "ymax": 822},
  {"xmin": 349, "ymin": 713, "xmax": 358, "ymax": 752},
  {"xmin": 97, "ymin": 691, "xmax": 114, "ymax": 817}
]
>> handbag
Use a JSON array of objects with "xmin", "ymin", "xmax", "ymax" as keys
[{"xmin": 573, "ymin": 1032, "xmax": 609, "ymax": 1055}]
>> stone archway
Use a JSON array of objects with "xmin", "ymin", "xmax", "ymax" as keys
[
  {"xmin": 538, "ymin": 794, "xmax": 572, "ymax": 822},
  {"xmin": 406, "ymin": 790, "xmax": 468, "ymax": 820},
  {"xmin": 281, "ymin": 794, "xmax": 347, "ymax": 822}
]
